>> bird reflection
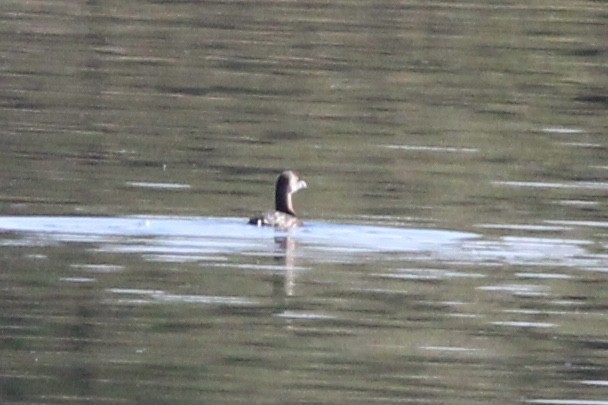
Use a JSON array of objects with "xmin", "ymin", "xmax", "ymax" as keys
[{"xmin": 271, "ymin": 235, "xmax": 298, "ymax": 306}]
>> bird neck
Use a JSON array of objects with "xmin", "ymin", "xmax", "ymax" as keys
[{"xmin": 275, "ymin": 186, "xmax": 295, "ymax": 216}]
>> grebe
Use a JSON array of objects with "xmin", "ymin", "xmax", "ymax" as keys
[{"xmin": 249, "ymin": 170, "xmax": 307, "ymax": 229}]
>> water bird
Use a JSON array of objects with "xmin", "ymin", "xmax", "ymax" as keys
[{"xmin": 249, "ymin": 170, "xmax": 307, "ymax": 229}]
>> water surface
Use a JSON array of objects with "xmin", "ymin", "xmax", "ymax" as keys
[{"xmin": 2, "ymin": 1, "xmax": 608, "ymax": 404}]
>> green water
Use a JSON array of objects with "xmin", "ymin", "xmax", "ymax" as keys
[{"xmin": 1, "ymin": 1, "xmax": 607, "ymax": 404}]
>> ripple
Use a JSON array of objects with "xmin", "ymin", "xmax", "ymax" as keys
[
  {"xmin": 580, "ymin": 381, "xmax": 608, "ymax": 387},
  {"xmin": 477, "ymin": 284, "xmax": 549, "ymax": 296},
  {"xmin": 381, "ymin": 144, "xmax": 479, "ymax": 153},
  {"xmin": 476, "ymin": 223, "xmax": 571, "ymax": 232},
  {"xmin": 491, "ymin": 321, "xmax": 556, "ymax": 328},
  {"xmin": 274, "ymin": 311, "xmax": 335, "ymax": 320},
  {"xmin": 515, "ymin": 272, "xmax": 572, "ymax": 280},
  {"xmin": 107, "ymin": 288, "xmax": 257, "ymax": 306},
  {"xmin": 556, "ymin": 200, "xmax": 599, "ymax": 207},
  {"xmin": 527, "ymin": 400, "xmax": 608, "ymax": 405},
  {"xmin": 70, "ymin": 264, "xmax": 124, "ymax": 273},
  {"xmin": 141, "ymin": 254, "xmax": 226, "ymax": 263},
  {"xmin": 541, "ymin": 127, "xmax": 585, "ymax": 134},
  {"xmin": 493, "ymin": 181, "xmax": 608, "ymax": 190},
  {"xmin": 419, "ymin": 346, "xmax": 482, "ymax": 353},
  {"xmin": 457, "ymin": 236, "xmax": 592, "ymax": 267},
  {"xmin": 559, "ymin": 142, "xmax": 602, "ymax": 148},
  {"xmin": 546, "ymin": 220, "xmax": 608, "ymax": 228},
  {"xmin": 374, "ymin": 268, "xmax": 485, "ymax": 281},
  {"xmin": 215, "ymin": 263, "xmax": 309, "ymax": 272},
  {"xmin": 60, "ymin": 277, "xmax": 96, "ymax": 283},
  {"xmin": 126, "ymin": 181, "xmax": 191, "ymax": 190}
]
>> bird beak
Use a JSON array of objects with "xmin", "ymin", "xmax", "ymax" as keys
[{"xmin": 297, "ymin": 180, "xmax": 308, "ymax": 191}]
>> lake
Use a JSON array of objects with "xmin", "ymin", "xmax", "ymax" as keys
[{"xmin": 1, "ymin": 1, "xmax": 607, "ymax": 404}]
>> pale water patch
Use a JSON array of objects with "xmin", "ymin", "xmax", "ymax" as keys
[
  {"xmin": 0, "ymin": 215, "xmax": 476, "ymax": 258},
  {"xmin": 0, "ymin": 216, "xmax": 604, "ymax": 269}
]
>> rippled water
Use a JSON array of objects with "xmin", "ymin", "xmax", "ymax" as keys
[
  {"xmin": 2, "ymin": 1, "xmax": 608, "ymax": 404},
  {"xmin": 3, "ymin": 215, "xmax": 608, "ymax": 404}
]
